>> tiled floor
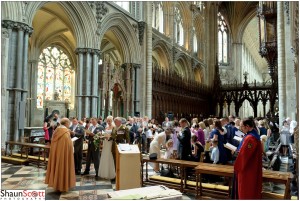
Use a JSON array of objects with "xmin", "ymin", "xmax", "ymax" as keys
[{"xmin": 1, "ymin": 155, "xmax": 294, "ymax": 200}]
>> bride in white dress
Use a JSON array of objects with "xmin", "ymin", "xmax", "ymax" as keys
[{"xmin": 99, "ymin": 116, "xmax": 116, "ymax": 179}]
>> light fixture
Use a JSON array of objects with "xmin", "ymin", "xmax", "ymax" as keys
[{"xmin": 257, "ymin": 1, "xmax": 277, "ymax": 78}]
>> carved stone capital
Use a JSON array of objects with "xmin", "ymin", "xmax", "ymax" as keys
[
  {"xmin": 75, "ymin": 48, "xmax": 101, "ymax": 57},
  {"xmin": 2, "ymin": 20, "xmax": 33, "ymax": 35},
  {"xmin": 121, "ymin": 63, "xmax": 141, "ymax": 70},
  {"xmin": 94, "ymin": 1, "xmax": 108, "ymax": 35},
  {"xmin": 138, "ymin": 21, "xmax": 146, "ymax": 45}
]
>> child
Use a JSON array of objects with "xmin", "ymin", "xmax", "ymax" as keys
[
  {"xmin": 210, "ymin": 140, "xmax": 219, "ymax": 164},
  {"xmin": 164, "ymin": 139, "xmax": 174, "ymax": 159}
]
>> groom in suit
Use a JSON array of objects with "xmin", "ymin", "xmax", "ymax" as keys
[
  {"xmin": 111, "ymin": 117, "xmax": 130, "ymax": 166},
  {"xmin": 70, "ymin": 117, "xmax": 85, "ymax": 175},
  {"xmin": 177, "ymin": 118, "xmax": 192, "ymax": 161},
  {"xmin": 82, "ymin": 117, "xmax": 104, "ymax": 178}
]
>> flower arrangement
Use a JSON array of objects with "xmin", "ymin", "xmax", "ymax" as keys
[{"xmin": 93, "ymin": 131, "xmax": 103, "ymax": 150}]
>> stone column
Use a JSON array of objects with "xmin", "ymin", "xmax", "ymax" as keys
[
  {"xmin": 2, "ymin": 20, "xmax": 33, "ymax": 144},
  {"xmin": 284, "ymin": 3, "xmax": 297, "ymax": 120},
  {"xmin": 28, "ymin": 60, "xmax": 38, "ymax": 126},
  {"xmin": 277, "ymin": 2, "xmax": 287, "ymax": 124},
  {"xmin": 146, "ymin": 2, "xmax": 153, "ymax": 118},
  {"xmin": 75, "ymin": 48, "xmax": 101, "ymax": 119},
  {"xmin": 76, "ymin": 51, "xmax": 83, "ymax": 120},
  {"xmin": 232, "ymin": 43, "xmax": 243, "ymax": 82},
  {"xmin": 91, "ymin": 50, "xmax": 100, "ymax": 117},
  {"xmin": 207, "ymin": 3, "xmax": 218, "ymax": 86}
]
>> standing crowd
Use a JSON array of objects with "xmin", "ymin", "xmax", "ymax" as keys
[{"xmin": 43, "ymin": 112, "xmax": 298, "ymax": 199}]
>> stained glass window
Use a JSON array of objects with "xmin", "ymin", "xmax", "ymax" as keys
[
  {"xmin": 218, "ymin": 12, "xmax": 229, "ymax": 65},
  {"xmin": 193, "ymin": 33, "xmax": 198, "ymax": 53},
  {"xmin": 37, "ymin": 46, "xmax": 73, "ymax": 108}
]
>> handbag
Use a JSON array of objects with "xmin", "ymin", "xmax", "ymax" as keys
[
  {"xmin": 149, "ymin": 153, "xmax": 157, "ymax": 160},
  {"xmin": 160, "ymin": 166, "xmax": 175, "ymax": 178}
]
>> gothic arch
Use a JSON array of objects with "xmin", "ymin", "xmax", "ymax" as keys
[
  {"xmin": 236, "ymin": 10, "xmax": 257, "ymax": 43},
  {"xmin": 153, "ymin": 41, "xmax": 172, "ymax": 71},
  {"xmin": 98, "ymin": 12, "xmax": 141, "ymax": 64},
  {"xmin": 25, "ymin": 1, "xmax": 97, "ymax": 48},
  {"xmin": 175, "ymin": 2, "xmax": 192, "ymax": 28},
  {"xmin": 28, "ymin": 2, "xmax": 78, "ymax": 69},
  {"xmin": 175, "ymin": 54, "xmax": 191, "ymax": 80},
  {"xmin": 194, "ymin": 65, "xmax": 204, "ymax": 83}
]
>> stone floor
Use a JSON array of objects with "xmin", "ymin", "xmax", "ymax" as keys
[{"xmin": 0, "ymin": 155, "xmax": 294, "ymax": 200}]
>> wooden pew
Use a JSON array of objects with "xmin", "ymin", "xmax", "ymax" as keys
[
  {"xmin": 1, "ymin": 155, "xmax": 28, "ymax": 165},
  {"xmin": 142, "ymin": 157, "xmax": 293, "ymax": 200},
  {"xmin": 195, "ymin": 164, "xmax": 293, "ymax": 199},
  {"xmin": 5, "ymin": 141, "xmax": 50, "ymax": 168},
  {"xmin": 141, "ymin": 157, "xmax": 229, "ymax": 197}
]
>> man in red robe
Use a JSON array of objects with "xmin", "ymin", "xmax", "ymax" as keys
[{"xmin": 234, "ymin": 118, "xmax": 262, "ymax": 199}]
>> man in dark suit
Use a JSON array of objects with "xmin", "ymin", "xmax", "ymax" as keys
[
  {"xmin": 129, "ymin": 118, "xmax": 139, "ymax": 144},
  {"xmin": 82, "ymin": 117, "xmax": 104, "ymax": 178},
  {"xmin": 70, "ymin": 117, "xmax": 85, "ymax": 175},
  {"xmin": 177, "ymin": 118, "xmax": 192, "ymax": 161},
  {"xmin": 223, "ymin": 117, "xmax": 234, "ymax": 161}
]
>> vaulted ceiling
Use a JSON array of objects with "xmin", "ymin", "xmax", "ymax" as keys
[
  {"xmin": 30, "ymin": 2, "xmax": 76, "ymax": 62},
  {"xmin": 219, "ymin": 1, "xmax": 268, "ymax": 73}
]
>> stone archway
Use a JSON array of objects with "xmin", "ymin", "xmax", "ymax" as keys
[{"xmin": 99, "ymin": 13, "xmax": 140, "ymax": 118}]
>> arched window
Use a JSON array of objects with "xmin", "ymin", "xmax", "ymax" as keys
[
  {"xmin": 218, "ymin": 12, "xmax": 229, "ymax": 65},
  {"xmin": 37, "ymin": 46, "xmax": 73, "ymax": 108},
  {"xmin": 193, "ymin": 33, "xmax": 198, "ymax": 53},
  {"xmin": 115, "ymin": 1, "xmax": 130, "ymax": 12},
  {"xmin": 174, "ymin": 7, "xmax": 184, "ymax": 46},
  {"xmin": 152, "ymin": 2, "xmax": 164, "ymax": 33}
]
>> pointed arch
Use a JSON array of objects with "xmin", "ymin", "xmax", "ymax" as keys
[
  {"xmin": 153, "ymin": 40, "xmax": 172, "ymax": 71},
  {"xmin": 25, "ymin": 1, "xmax": 98, "ymax": 48},
  {"xmin": 98, "ymin": 12, "xmax": 141, "ymax": 64},
  {"xmin": 175, "ymin": 54, "xmax": 191, "ymax": 80}
]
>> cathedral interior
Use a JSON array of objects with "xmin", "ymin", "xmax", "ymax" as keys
[{"xmin": 1, "ymin": 1, "xmax": 299, "ymax": 200}]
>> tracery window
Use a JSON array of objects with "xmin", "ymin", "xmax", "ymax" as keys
[
  {"xmin": 174, "ymin": 7, "xmax": 184, "ymax": 46},
  {"xmin": 193, "ymin": 32, "xmax": 198, "ymax": 53},
  {"xmin": 152, "ymin": 2, "xmax": 164, "ymax": 33},
  {"xmin": 37, "ymin": 46, "xmax": 73, "ymax": 108},
  {"xmin": 218, "ymin": 12, "xmax": 229, "ymax": 65},
  {"xmin": 115, "ymin": 1, "xmax": 130, "ymax": 12}
]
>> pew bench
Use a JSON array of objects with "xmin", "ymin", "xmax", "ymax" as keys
[
  {"xmin": 141, "ymin": 157, "xmax": 230, "ymax": 198},
  {"xmin": 262, "ymin": 191, "xmax": 298, "ymax": 200},
  {"xmin": 5, "ymin": 141, "xmax": 50, "ymax": 168},
  {"xmin": 1, "ymin": 155, "xmax": 29, "ymax": 165},
  {"xmin": 195, "ymin": 163, "xmax": 293, "ymax": 199}
]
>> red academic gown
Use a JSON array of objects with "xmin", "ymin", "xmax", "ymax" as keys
[{"xmin": 234, "ymin": 133, "xmax": 262, "ymax": 199}]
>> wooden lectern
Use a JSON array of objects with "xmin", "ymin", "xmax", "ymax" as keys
[{"xmin": 116, "ymin": 144, "xmax": 141, "ymax": 190}]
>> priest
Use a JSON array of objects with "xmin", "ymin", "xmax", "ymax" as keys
[{"xmin": 45, "ymin": 118, "xmax": 76, "ymax": 192}]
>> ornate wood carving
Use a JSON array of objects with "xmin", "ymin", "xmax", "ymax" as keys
[{"xmin": 152, "ymin": 66, "xmax": 212, "ymax": 122}]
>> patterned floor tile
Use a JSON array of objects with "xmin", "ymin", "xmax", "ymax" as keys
[
  {"xmin": 78, "ymin": 190, "xmax": 98, "ymax": 200},
  {"xmin": 1, "ymin": 174, "xmax": 12, "ymax": 178},
  {"xmin": 59, "ymin": 191, "xmax": 79, "ymax": 200},
  {"xmin": 1, "ymin": 151, "xmax": 295, "ymax": 200}
]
